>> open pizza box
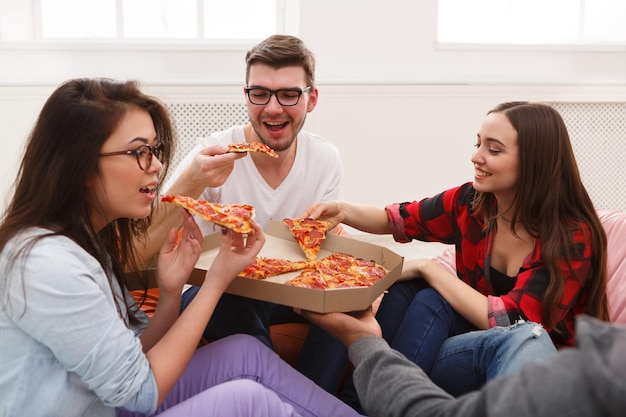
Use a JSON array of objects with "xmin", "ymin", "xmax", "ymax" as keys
[{"xmin": 185, "ymin": 219, "xmax": 404, "ymax": 313}]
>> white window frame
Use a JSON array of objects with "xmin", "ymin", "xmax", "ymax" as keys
[
  {"xmin": 1, "ymin": 0, "xmax": 299, "ymax": 51},
  {"xmin": 436, "ymin": 0, "xmax": 626, "ymax": 52}
]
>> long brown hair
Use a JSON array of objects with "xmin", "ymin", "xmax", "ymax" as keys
[
  {"xmin": 473, "ymin": 102, "xmax": 609, "ymax": 326},
  {"xmin": 0, "ymin": 78, "xmax": 175, "ymax": 323}
]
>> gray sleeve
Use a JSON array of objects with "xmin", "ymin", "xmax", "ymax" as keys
[
  {"xmin": 349, "ymin": 321, "xmax": 626, "ymax": 417},
  {"xmin": 349, "ymin": 336, "xmax": 478, "ymax": 417}
]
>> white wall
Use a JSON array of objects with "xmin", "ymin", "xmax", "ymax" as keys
[{"xmin": 1, "ymin": 0, "xmax": 625, "ymax": 213}]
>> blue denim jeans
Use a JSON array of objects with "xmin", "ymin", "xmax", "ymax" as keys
[
  {"xmin": 340, "ymin": 280, "xmax": 558, "ymax": 410},
  {"xmin": 378, "ymin": 282, "xmax": 476, "ymax": 372},
  {"xmin": 430, "ymin": 320, "xmax": 558, "ymax": 396},
  {"xmin": 181, "ymin": 286, "xmax": 348, "ymax": 395},
  {"xmin": 341, "ymin": 280, "xmax": 468, "ymax": 411},
  {"xmin": 380, "ymin": 281, "xmax": 558, "ymax": 393}
]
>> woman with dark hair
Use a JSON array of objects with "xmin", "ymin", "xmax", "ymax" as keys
[
  {"xmin": 303, "ymin": 101, "xmax": 608, "ymax": 405},
  {"xmin": 0, "ymin": 78, "xmax": 362, "ymax": 417}
]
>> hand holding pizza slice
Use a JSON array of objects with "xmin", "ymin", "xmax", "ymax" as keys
[{"xmin": 162, "ymin": 195, "xmax": 255, "ymax": 234}]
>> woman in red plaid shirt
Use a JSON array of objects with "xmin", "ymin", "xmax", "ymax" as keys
[{"xmin": 305, "ymin": 101, "xmax": 609, "ymax": 406}]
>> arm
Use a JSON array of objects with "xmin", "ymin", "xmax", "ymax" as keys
[
  {"xmin": 402, "ymin": 259, "xmax": 489, "ymax": 329},
  {"xmin": 138, "ymin": 210, "xmax": 201, "ymax": 351},
  {"xmin": 305, "ymin": 201, "xmax": 392, "ymax": 235},
  {"xmin": 348, "ymin": 331, "xmax": 617, "ymax": 417},
  {"xmin": 300, "ymin": 308, "xmax": 480, "ymax": 417},
  {"xmin": 303, "ymin": 310, "xmax": 623, "ymax": 417},
  {"xmin": 6, "ymin": 225, "xmax": 261, "ymax": 412},
  {"xmin": 146, "ymin": 221, "xmax": 265, "ymax": 405},
  {"xmin": 350, "ymin": 337, "xmax": 476, "ymax": 417}
]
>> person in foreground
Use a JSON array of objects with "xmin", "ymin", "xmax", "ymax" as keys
[
  {"xmin": 304, "ymin": 101, "xmax": 609, "ymax": 405},
  {"xmin": 143, "ymin": 34, "xmax": 349, "ymax": 393},
  {"xmin": 0, "ymin": 78, "xmax": 362, "ymax": 417},
  {"xmin": 301, "ymin": 307, "xmax": 626, "ymax": 417}
]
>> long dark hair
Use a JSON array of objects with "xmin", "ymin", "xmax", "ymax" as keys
[
  {"xmin": 473, "ymin": 102, "xmax": 609, "ymax": 326},
  {"xmin": 0, "ymin": 78, "xmax": 175, "ymax": 323}
]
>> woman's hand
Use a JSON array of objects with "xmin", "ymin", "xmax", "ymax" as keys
[
  {"xmin": 156, "ymin": 209, "xmax": 203, "ymax": 295},
  {"xmin": 302, "ymin": 200, "xmax": 344, "ymax": 229},
  {"xmin": 203, "ymin": 221, "xmax": 265, "ymax": 291},
  {"xmin": 399, "ymin": 258, "xmax": 431, "ymax": 281},
  {"xmin": 298, "ymin": 306, "xmax": 382, "ymax": 349},
  {"xmin": 401, "ymin": 258, "xmax": 457, "ymax": 285},
  {"xmin": 304, "ymin": 201, "xmax": 390, "ymax": 235}
]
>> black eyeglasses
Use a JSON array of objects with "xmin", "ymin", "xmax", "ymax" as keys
[
  {"xmin": 100, "ymin": 143, "xmax": 164, "ymax": 171},
  {"xmin": 245, "ymin": 86, "xmax": 311, "ymax": 106}
]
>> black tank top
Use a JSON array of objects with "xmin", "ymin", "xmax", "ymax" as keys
[{"xmin": 490, "ymin": 266, "xmax": 517, "ymax": 295}]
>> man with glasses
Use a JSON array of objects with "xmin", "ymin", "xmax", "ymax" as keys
[{"xmin": 142, "ymin": 34, "xmax": 349, "ymax": 396}]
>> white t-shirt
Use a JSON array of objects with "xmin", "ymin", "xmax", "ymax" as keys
[{"xmin": 166, "ymin": 125, "xmax": 344, "ymax": 235}]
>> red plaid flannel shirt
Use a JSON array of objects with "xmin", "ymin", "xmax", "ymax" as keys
[{"xmin": 385, "ymin": 182, "xmax": 593, "ymax": 347}]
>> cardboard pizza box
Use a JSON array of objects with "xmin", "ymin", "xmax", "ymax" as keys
[{"xmin": 186, "ymin": 219, "xmax": 404, "ymax": 313}]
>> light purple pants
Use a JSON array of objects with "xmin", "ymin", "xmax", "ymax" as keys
[{"xmin": 118, "ymin": 334, "xmax": 361, "ymax": 417}]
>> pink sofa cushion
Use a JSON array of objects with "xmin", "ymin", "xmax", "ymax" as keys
[
  {"xmin": 431, "ymin": 209, "xmax": 626, "ymax": 324},
  {"xmin": 598, "ymin": 210, "xmax": 626, "ymax": 324}
]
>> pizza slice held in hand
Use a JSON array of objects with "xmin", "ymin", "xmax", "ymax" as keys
[
  {"xmin": 161, "ymin": 195, "xmax": 255, "ymax": 234},
  {"xmin": 282, "ymin": 217, "xmax": 331, "ymax": 262},
  {"xmin": 227, "ymin": 142, "xmax": 278, "ymax": 158}
]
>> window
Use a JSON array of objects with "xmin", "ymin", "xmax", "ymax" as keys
[
  {"xmin": 438, "ymin": 0, "xmax": 626, "ymax": 45},
  {"xmin": 37, "ymin": 0, "xmax": 280, "ymax": 41}
]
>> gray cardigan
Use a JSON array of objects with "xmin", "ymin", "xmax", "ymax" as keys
[{"xmin": 350, "ymin": 315, "xmax": 626, "ymax": 417}]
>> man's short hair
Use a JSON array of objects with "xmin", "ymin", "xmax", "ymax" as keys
[{"xmin": 245, "ymin": 34, "xmax": 316, "ymax": 88}]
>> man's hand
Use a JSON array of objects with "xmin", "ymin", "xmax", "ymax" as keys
[
  {"xmin": 170, "ymin": 144, "xmax": 246, "ymax": 197},
  {"xmin": 298, "ymin": 306, "xmax": 382, "ymax": 349},
  {"xmin": 134, "ymin": 145, "xmax": 246, "ymax": 268}
]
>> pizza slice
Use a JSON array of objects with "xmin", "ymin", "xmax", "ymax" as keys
[
  {"xmin": 285, "ymin": 269, "xmax": 328, "ymax": 289},
  {"xmin": 316, "ymin": 252, "xmax": 387, "ymax": 288},
  {"xmin": 238, "ymin": 257, "xmax": 312, "ymax": 280},
  {"xmin": 227, "ymin": 142, "xmax": 278, "ymax": 158},
  {"xmin": 161, "ymin": 195, "xmax": 255, "ymax": 233},
  {"xmin": 282, "ymin": 218, "xmax": 331, "ymax": 262},
  {"xmin": 285, "ymin": 252, "xmax": 387, "ymax": 290}
]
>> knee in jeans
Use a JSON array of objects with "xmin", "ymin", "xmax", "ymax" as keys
[
  {"xmin": 496, "ymin": 321, "xmax": 557, "ymax": 360},
  {"xmin": 413, "ymin": 287, "xmax": 450, "ymax": 312},
  {"xmin": 503, "ymin": 321, "xmax": 550, "ymax": 341}
]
